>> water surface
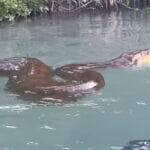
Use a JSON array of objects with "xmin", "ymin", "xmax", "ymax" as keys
[{"xmin": 0, "ymin": 11, "xmax": 150, "ymax": 150}]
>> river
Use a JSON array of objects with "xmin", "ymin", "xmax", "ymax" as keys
[{"xmin": 0, "ymin": 11, "xmax": 150, "ymax": 150}]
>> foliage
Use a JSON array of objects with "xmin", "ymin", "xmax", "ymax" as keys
[
  {"xmin": 0, "ymin": 0, "xmax": 49, "ymax": 21},
  {"xmin": 23, "ymin": 0, "xmax": 49, "ymax": 15},
  {"xmin": 0, "ymin": 0, "xmax": 29, "ymax": 21}
]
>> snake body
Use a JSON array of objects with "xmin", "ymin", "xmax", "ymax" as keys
[
  {"xmin": 122, "ymin": 140, "xmax": 150, "ymax": 150},
  {"xmin": 1, "ymin": 49, "xmax": 150, "ymax": 102}
]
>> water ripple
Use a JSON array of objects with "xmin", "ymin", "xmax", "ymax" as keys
[
  {"xmin": 26, "ymin": 141, "xmax": 39, "ymax": 146},
  {"xmin": 0, "ymin": 124, "xmax": 18, "ymax": 129},
  {"xmin": 110, "ymin": 146, "xmax": 123, "ymax": 150},
  {"xmin": 40, "ymin": 125, "xmax": 54, "ymax": 130},
  {"xmin": 0, "ymin": 104, "xmax": 35, "ymax": 112}
]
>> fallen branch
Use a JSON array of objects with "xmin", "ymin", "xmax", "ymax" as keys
[{"xmin": 116, "ymin": 0, "xmax": 143, "ymax": 12}]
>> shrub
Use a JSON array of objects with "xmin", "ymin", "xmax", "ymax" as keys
[
  {"xmin": 23, "ymin": 0, "xmax": 49, "ymax": 15},
  {"xmin": 0, "ymin": 0, "xmax": 29, "ymax": 21}
]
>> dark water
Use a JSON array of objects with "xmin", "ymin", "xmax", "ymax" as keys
[{"xmin": 0, "ymin": 11, "xmax": 150, "ymax": 150}]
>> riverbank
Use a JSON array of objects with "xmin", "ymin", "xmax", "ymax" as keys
[{"xmin": 0, "ymin": 0, "xmax": 150, "ymax": 21}]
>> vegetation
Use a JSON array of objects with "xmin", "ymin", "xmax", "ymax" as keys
[
  {"xmin": 0, "ymin": 0, "xmax": 28, "ymax": 21},
  {"xmin": 0, "ymin": 0, "xmax": 48, "ymax": 21},
  {"xmin": 0, "ymin": 0, "xmax": 150, "ymax": 21}
]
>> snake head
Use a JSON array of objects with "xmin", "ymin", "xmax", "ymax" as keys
[
  {"xmin": 119, "ymin": 49, "xmax": 150, "ymax": 67},
  {"xmin": 130, "ymin": 49, "xmax": 150, "ymax": 67}
]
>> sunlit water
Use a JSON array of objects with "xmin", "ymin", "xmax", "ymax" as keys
[{"xmin": 0, "ymin": 11, "xmax": 150, "ymax": 150}]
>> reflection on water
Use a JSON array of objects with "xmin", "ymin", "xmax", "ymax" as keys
[{"xmin": 0, "ymin": 11, "xmax": 150, "ymax": 150}]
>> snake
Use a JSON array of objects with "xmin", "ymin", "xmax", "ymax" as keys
[
  {"xmin": 0, "ymin": 49, "xmax": 150, "ymax": 103},
  {"xmin": 122, "ymin": 140, "xmax": 150, "ymax": 150}
]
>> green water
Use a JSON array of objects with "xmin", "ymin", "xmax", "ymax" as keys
[{"xmin": 0, "ymin": 11, "xmax": 150, "ymax": 150}]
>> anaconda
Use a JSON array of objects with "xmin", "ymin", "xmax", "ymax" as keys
[{"xmin": 0, "ymin": 49, "xmax": 150, "ymax": 103}]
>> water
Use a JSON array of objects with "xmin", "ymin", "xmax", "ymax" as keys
[{"xmin": 0, "ymin": 11, "xmax": 150, "ymax": 150}]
